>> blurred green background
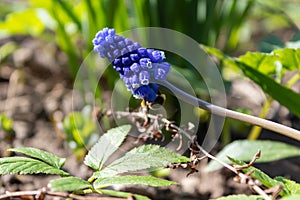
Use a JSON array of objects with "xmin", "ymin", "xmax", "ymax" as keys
[{"xmin": 1, "ymin": 0, "xmax": 299, "ymax": 77}]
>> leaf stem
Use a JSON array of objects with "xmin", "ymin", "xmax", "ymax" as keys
[
  {"xmin": 159, "ymin": 80, "xmax": 300, "ymax": 141},
  {"xmin": 88, "ymin": 175, "xmax": 96, "ymax": 183},
  {"xmin": 248, "ymin": 96, "xmax": 273, "ymax": 140},
  {"xmin": 248, "ymin": 72, "xmax": 300, "ymax": 140},
  {"xmin": 285, "ymin": 72, "xmax": 300, "ymax": 88}
]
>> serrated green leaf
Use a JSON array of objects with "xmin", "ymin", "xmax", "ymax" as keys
[
  {"xmin": 94, "ymin": 144, "xmax": 190, "ymax": 178},
  {"xmin": 94, "ymin": 175, "xmax": 176, "ymax": 189},
  {"xmin": 213, "ymin": 194, "xmax": 264, "ymax": 200},
  {"xmin": 206, "ymin": 140, "xmax": 300, "ymax": 172},
  {"xmin": 48, "ymin": 177, "xmax": 92, "ymax": 191},
  {"xmin": 228, "ymin": 157, "xmax": 290, "ymax": 196},
  {"xmin": 84, "ymin": 125, "xmax": 131, "ymax": 170},
  {"xmin": 275, "ymin": 176, "xmax": 300, "ymax": 195},
  {"xmin": 9, "ymin": 147, "xmax": 65, "ymax": 169},
  {"xmin": 282, "ymin": 194, "xmax": 300, "ymax": 200},
  {"xmin": 100, "ymin": 189, "xmax": 150, "ymax": 200},
  {"xmin": 0, "ymin": 157, "xmax": 69, "ymax": 176}
]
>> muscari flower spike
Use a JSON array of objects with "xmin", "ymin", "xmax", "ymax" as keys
[
  {"xmin": 92, "ymin": 29, "xmax": 300, "ymax": 140},
  {"xmin": 93, "ymin": 28, "xmax": 171, "ymax": 102}
]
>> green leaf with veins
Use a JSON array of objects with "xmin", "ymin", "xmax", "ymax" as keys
[
  {"xmin": 273, "ymin": 48, "xmax": 300, "ymax": 70},
  {"xmin": 238, "ymin": 52, "xmax": 278, "ymax": 74},
  {"xmin": 94, "ymin": 144, "xmax": 190, "ymax": 178},
  {"xmin": 235, "ymin": 61, "xmax": 300, "ymax": 117},
  {"xmin": 84, "ymin": 125, "xmax": 131, "ymax": 170},
  {"xmin": 281, "ymin": 194, "xmax": 300, "ymax": 200},
  {"xmin": 100, "ymin": 189, "xmax": 150, "ymax": 200},
  {"xmin": 228, "ymin": 157, "xmax": 290, "ymax": 196},
  {"xmin": 206, "ymin": 140, "xmax": 300, "ymax": 172},
  {"xmin": 275, "ymin": 176, "xmax": 300, "ymax": 195},
  {"xmin": 9, "ymin": 147, "xmax": 65, "ymax": 169},
  {"xmin": 49, "ymin": 176, "xmax": 92, "ymax": 191},
  {"xmin": 0, "ymin": 157, "xmax": 68, "ymax": 176},
  {"xmin": 202, "ymin": 45, "xmax": 300, "ymax": 118},
  {"xmin": 94, "ymin": 175, "xmax": 176, "ymax": 189},
  {"xmin": 214, "ymin": 194, "xmax": 264, "ymax": 200}
]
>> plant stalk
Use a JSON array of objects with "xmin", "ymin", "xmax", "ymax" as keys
[
  {"xmin": 248, "ymin": 96, "xmax": 273, "ymax": 140},
  {"xmin": 160, "ymin": 80, "xmax": 300, "ymax": 141}
]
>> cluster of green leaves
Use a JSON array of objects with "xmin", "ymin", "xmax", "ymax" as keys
[
  {"xmin": 203, "ymin": 32, "xmax": 300, "ymax": 140},
  {"xmin": 204, "ymin": 45, "xmax": 300, "ymax": 117},
  {"xmin": 0, "ymin": 125, "xmax": 190, "ymax": 200},
  {"xmin": 206, "ymin": 140, "xmax": 300, "ymax": 171},
  {"xmin": 219, "ymin": 157, "xmax": 300, "ymax": 200},
  {"xmin": 206, "ymin": 140, "xmax": 300, "ymax": 200},
  {"xmin": 201, "ymin": 32, "xmax": 300, "ymax": 199}
]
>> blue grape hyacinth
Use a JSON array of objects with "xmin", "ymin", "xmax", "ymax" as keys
[{"xmin": 93, "ymin": 28, "xmax": 171, "ymax": 102}]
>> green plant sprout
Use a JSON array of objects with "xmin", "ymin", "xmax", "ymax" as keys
[{"xmin": 0, "ymin": 125, "xmax": 190, "ymax": 200}]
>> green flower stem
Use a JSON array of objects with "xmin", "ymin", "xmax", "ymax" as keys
[
  {"xmin": 82, "ymin": 189, "xmax": 94, "ymax": 194},
  {"xmin": 88, "ymin": 176, "xmax": 95, "ymax": 183},
  {"xmin": 72, "ymin": 188, "xmax": 94, "ymax": 195},
  {"xmin": 248, "ymin": 72, "xmax": 300, "ymax": 140},
  {"xmin": 221, "ymin": 119, "xmax": 232, "ymax": 145},
  {"xmin": 248, "ymin": 96, "xmax": 273, "ymax": 140},
  {"xmin": 160, "ymin": 80, "xmax": 300, "ymax": 141},
  {"xmin": 286, "ymin": 73, "xmax": 300, "ymax": 88}
]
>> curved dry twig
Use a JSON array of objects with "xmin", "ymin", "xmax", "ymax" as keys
[{"xmin": 102, "ymin": 108, "xmax": 280, "ymax": 200}]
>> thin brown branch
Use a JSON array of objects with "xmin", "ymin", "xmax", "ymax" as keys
[
  {"xmin": 107, "ymin": 109, "xmax": 193, "ymax": 140},
  {"xmin": 194, "ymin": 141, "xmax": 274, "ymax": 200},
  {"xmin": 103, "ymin": 109, "xmax": 280, "ymax": 200},
  {"xmin": 265, "ymin": 185, "xmax": 283, "ymax": 200},
  {"xmin": 194, "ymin": 141, "xmax": 238, "ymax": 173},
  {"xmin": 234, "ymin": 150, "xmax": 261, "ymax": 171},
  {"xmin": 0, "ymin": 188, "xmax": 126, "ymax": 200}
]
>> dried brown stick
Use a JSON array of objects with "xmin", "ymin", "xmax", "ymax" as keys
[
  {"xmin": 0, "ymin": 188, "xmax": 126, "ymax": 200},
  {"xmin": 106, "ymin": 109, "xmax": 278, "ymax": 200}
]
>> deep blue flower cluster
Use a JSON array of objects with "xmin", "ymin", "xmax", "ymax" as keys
[{"xmin": 93, "ymin": 28, "xmax": 171, "ymax": 102}]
